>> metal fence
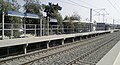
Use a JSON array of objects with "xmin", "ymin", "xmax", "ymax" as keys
[{"xmin": 0, "ymin": 23, "xmax": 91, "ymax": 39}]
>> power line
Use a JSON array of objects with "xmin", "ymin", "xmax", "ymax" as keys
[
  {"xmin": 66, "ymin": 0, "xmax": 103, "ymax": 14},
  {"xmin": 58, "ymin": 0, "xmax": 101, "ymax": 13},
  {"xmin": 107, "ymin": 0, "xmax": 116, "ymax": 9},
  {"xmin": 57, "ymin": 0, "xmax": 80, "ymax": 7},
  {"xmin": 67, "ymin": 0, "xmax": 90, "ymax": 9},
  {"xmin": 58, "ymin": 0, "xmax": 107, "ymax": 22},
  {"xmin": 76, "ymin": 0, "xmax": 98, "ymax": 8},
  {"xmin": 113, "ymin": 0, "xmax": 120, "ymax": 10},
  {"xmin": 106, "ymin": 0, "xmax": 120, "ymax": 14},
  {"xmin": 58, "ymin": 0, "xmax": 120, "ymax": 23}
]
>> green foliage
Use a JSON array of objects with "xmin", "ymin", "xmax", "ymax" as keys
[
  {"xmin": 23, "ymin": 0, "xmax": 42, "ymax": 24},
  {"xmin": 0, "ymin": 0, "xmax": 20, "ymax": 11},
  {"xmin": 70, "ymin": 12, "xmax": 81, "ymax": 21},
  {"xmin": 0, "ymin": 0, "xmax": 21, "ymax": 23},
  {"xmin": 44, "ymin": 3, "xmax": 63, "ymax": 26},
  {"xmin": 44, "ymin": 2, "xmax": 63, "ymax": 33},
  {"xmin": 23, "ymin": 0, "xmax": 42, "ymax": 14},
  {"xmin": 42, "ymin": 17, "xmax": 49, "ymax": 35},
  {"xmin": 63, "ymin": 14, "xmax": 81, "ymax": 31},
  {"xmin": 44, "ymin": 3, "xmax": 62, "ymax": 18},
  {"xmin": 0, "ymin": 0, "xmax": 22, "ymax": 38},
  {"xmin": 57, "ymin": 14, "xmax": 63, "ymax": 32}
]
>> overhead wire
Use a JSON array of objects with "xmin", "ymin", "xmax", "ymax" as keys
[
  {"xmin": 57, "ymin": 0, "xmax": 120, "ymax": 23},
  {"xmin": 106, "ymin": 0, "xmax": 120, "ymax": 14},
  {"xmin": 58, "ymin": 0, "xmax": 109, "ymax": 20},
  {"xmin": 76, "ymin": 0, "xmax": 98, "ymax": 8},
  {"xmin": 113, "ymin": 0, "xmax": 120, "ymax": 10},
  {"xmin": 67, "ymin": 0, "xmax": 90, "ymax": 9},
  {"xmin": 57, "ymin": 0, "xmax": 80, "ymax": 7},
  {"xmin": 66, "ymin": 0, "xmax": 103, "ymax": 15}
]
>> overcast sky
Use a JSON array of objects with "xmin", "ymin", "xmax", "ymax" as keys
[{"xmin": 17, "ymin": 0, "xmax": 120, "ymax": 24}]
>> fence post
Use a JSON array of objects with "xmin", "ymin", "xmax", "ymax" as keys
[
  {"xmin": 35, "ymin": 25, "xmax": 36, "ymax": 36},
  {"xmin": 24, "ymin": 24, "xmax": 26, "ymax": 37},
  {"xmin": 63, "ymin": 26, "xmax": 64, "ymax": 34},
  {"xmin": 47, "ymin": 17, "xmax": 49, "ymax": 36},
  {"xmin": 50, "ymin": 25, "xmax": 52, "ymax": 35},
  {"xmin": 2, "ymin": 11, "xmax": 4, "ymax": 40},
  {"xmin": 67, "ymin": 26, "xmax": 68, "ymax": 33},
  {"xmin": 11, "ymin": 24, "xmax": 13, "ymax": 39},
  {"xmin": 42, "ymin": 25, "xmax": 45, "ymax": 36},
  {"xmin": 57, "ymin": 25, "xmax": 59, "ymax": 34}
]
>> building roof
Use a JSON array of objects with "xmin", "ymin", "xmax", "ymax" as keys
[
  {"xmin": 63, "ymin": 20, "xmax": 80, "ymax": 23},
  {"xmin": 63, "ymin": 20, "xmax": 70, "ymax": 23},
  {"xmin": 81, "ymin": 21, "xmax": 90, "ymax": 23},
  {"xmin": 72, "ymin": 20, "xmax": 80, "ymax": 23},
  {"xmin": 49, "ymin": 18, "xmax": 57, "ymax": 22}
]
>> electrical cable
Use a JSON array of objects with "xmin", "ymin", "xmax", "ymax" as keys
[
  {"xmin": 76, "ymin": 0, "xmax": 98, "ymax": 8},
  {"xmin": 107, "ymin": 0, "xmax": 120, "ymax": 14},
  {"xmin": 67, "ymin": 0, "xmax": 90, "ymax": 9},
  {"xmin": 113, "ymin": 0, "xmax": 120, "ymax": 10}
]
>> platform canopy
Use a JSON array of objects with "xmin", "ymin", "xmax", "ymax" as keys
[
  {"xmin": 7, "ymin": 10, "xmax": 39, "ymax": 19},
  {"xmin": 7, "ymin": 10, "xmax": 24, "ymax": 18},
  {"xmin": 25, "ymin": 13, "xmax": 39, "ymax": 19}
]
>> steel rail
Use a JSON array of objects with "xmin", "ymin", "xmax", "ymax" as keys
[{"xmin": 21, "ymin": 32, "xmax": 119, "ymax": 65}]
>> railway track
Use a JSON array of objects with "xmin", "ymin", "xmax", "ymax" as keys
[
  {"xmin": 0, "ymin": 31, "xmax": 119, "ymax": 65},
  {"xmin": 21, "ymin": 32, "xmax": 120, "ymax": 65},
  {"xmin": 0, "ymin": 34, "xmax": 107, "ymax": 65},
  {"xmin": 67, "ymin": 33, "xmax": 120, "ymax": 65}
]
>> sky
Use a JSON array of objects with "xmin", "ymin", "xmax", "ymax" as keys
[{"xmin": 17, "ymin": 0, "xmax": 120, "ymax": 24}]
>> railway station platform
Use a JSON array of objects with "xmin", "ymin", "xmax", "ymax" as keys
[
  {"xmin": 0, "ymin": 30, "xmax": 115, "ymax": 48},
  {"xmin": 97, "ymin": 39, "xmax": 120, "ymax": 65},
  {"xmin": 0, "ymin": 30, "xmax": 118, "ymax": 58}
]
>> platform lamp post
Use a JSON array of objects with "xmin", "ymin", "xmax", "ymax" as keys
[
  {"xmin": 90, "ymin": 8, "xmax": 92, "ymax": 32},
  {"xmin": 91, "ymin": 8, "xmax": 109, "ymax": 31},
  {"xmin": 113, "ymin": 19, "xmax": 115, "ymax": 30},
  {"xmin": 0, "ymin": 5, "xmax": 5, "ymax": 40}
]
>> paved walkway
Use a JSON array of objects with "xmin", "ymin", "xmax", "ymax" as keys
[
  {"xmin": 96, "ymin": 41, "xmax": 120, "ymax": 65},
  {"xmin": 0, "ymin": 31, "xmax": 110, "ymax": 48}
]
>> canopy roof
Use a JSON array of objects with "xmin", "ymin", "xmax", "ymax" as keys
[
  {"xmin": 7, "ymin": 11, "xmax": 24, "ymax": 17},
  {"xmin": 7, "ymin": 11, "xmax": 39, "ymax": 19},
  {"xmin": 25, "ymin": 13, "xmax": 39, "ymax": 19}
]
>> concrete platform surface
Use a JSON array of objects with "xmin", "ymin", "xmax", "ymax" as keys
[
  {"xmin": 96, "ymin": 41, "xmax": 120, "ymax": 65},
  {"xmin": 0, "ymin": 30, "xmax": 113, "ymax": 48}
]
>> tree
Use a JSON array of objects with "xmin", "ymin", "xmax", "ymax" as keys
[
  {"xmin": 44, "ymin": 2, "xmax": 63, "ymax": 33},
  {"xmin": 0, "ymin": 0, "xmax": 21, "ymax": 38},
  {"xmin": 23, "ymin": 0, "xmax": 42, "ymax": 14},
  {"xmin": 63, "ymin": 13, "xmax": 82, "ymax": 33},
  {"xmin": 23, "ymin": 0, "xmax": 42, "ymax": 24},
  {"xmin": 44, "ymin": 3, "xmax": 62, "ymax": 18},
  {"xmin": 0, "ymin": 0, "xmax": 21, "ymax": 24},
  {"xmin": 0, "ymin": 0, "xmax": 21, "ymax": 12},
  {"xmin": 70, "ymin": 12, "xmax": 81, "ymax": 21}
]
